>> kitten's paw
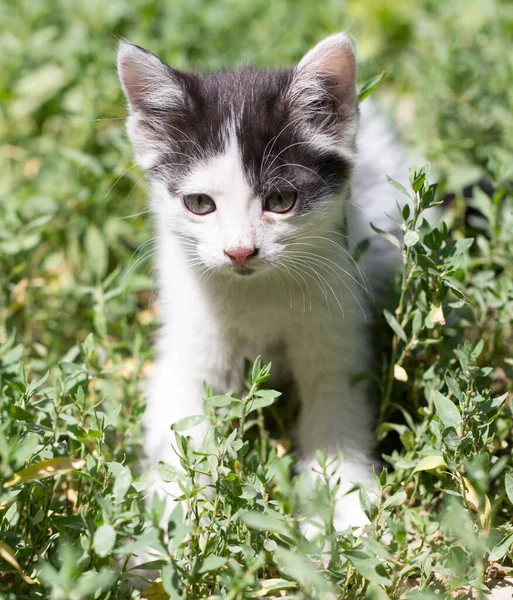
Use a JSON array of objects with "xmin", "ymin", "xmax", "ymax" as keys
[
  {"xmin": 298, "ymin": 456, "xmax": 375, "ymax": 538},
  {"xmin": 332, "ymin": 488, "xmax": 370, "ymax": 533}
]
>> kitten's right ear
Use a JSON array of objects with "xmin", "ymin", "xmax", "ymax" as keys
[
  {"xmin": 117, "ymin": 41, "xmax": 185, "ymax": 113},
  {"xmin": 291, "ymin": 33, "xmax": 357, "ymax": 111},
  {"xmin": 288, "ymin": 33, "xmax": 359, "ymax": 158},
  {"xmin": 117, "ymin": 41, "xmax": 186, "ymax": 169}
]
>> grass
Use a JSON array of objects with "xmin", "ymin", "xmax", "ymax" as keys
[{"xmin": 1, "ymin": 0, "xmax": 513, "ymax": 598}]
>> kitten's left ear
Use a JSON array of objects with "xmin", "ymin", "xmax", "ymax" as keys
[
  {"xmin": 117, "ymin": 41, "xmax": 187, "ymax": 169},
  {"xmin": 117, "ymin": 41, "xmax": 185, "ymax": 113},
  {"xmin": 290, "ymin": 32, "xmax": 357, "ymax": 113}
]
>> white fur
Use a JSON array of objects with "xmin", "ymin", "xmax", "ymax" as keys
[
  {"xmin": 118, "ymin": 41, "xmax": 185, "ymax": 169},
  {"xmin": 289, "ymin": 33, "xmax": 358, "ymax": 161},
  {"xmin": 120, "ymin": 35, "xmax": 410, "ymax": 539},
  {"xmin": 142, "ymin": 103, "xmax": 407, "ymax": 534}
]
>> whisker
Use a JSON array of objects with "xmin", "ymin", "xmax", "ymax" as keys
[
  {"xmin": 283, "ymin": 259, "xmax": 331, "ymax": 319},
  {"xmin": 259, "ymin": 114, "xmax": 307, "ymax": 176},
  {"xmin": 265, "ymin": 162, "xmax": 330, "ymax": 189},
  {"xmin": 286, "ymin": 233, "xmax": 373, "ymax": 299},
  {"xmin": 123, "ymin": 247, "xmax": 159, "ymax": 281},
  {"xmin": 90, "ymin": 117, "xmax": 126, "ymax": 122},
  {"xmin": 116, "ymin": 208, "xmax": 152, "ymax": 221},
  {"xmin": 164, "ymin": 124, "xmax": 203, "ymax": 154},
  {"xmin": 262, "ymin": 140, "xmax": 321, "ymax": 180},
  {"xmin": 103, "ymin": 163, "xmax": 140, "ymax": 202},
  {"xmin": 286, "ymin": 248, "xmax": 369, "ymax": 295},
  {"xmin": 285, "ymin": 240, "xmax": 358, "ymax": 273},
  {"xmin": 287, "ymin": 257, "xmax": 345, "ymax": 318},
  {"xmin": 283, "ymin": 261, "xmax": 312, "ymax": 312},
  {"xmin": 274, "ymin": 264, "xmax": 294, "ymax": 309},
  {"xmin": 290, "ymin": 255, "xmax": 368, "ymax": 321}
]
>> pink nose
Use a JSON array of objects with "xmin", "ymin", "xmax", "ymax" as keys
[{"xmin": 224, "ymin": 247, "xmax": 258, "ymax": 265}]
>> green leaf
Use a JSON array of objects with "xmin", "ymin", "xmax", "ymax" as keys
[
  {"xmin": 386, "ymin": 175, "xmax": 410, "ymax": 198},
  {"xmin": 505, "ymin": 473, "xmax": 513, "ymax": 505},
  {"xmin": 7, "ymin": 405, "xmax": 34, "ymax": 423},
  {"xmin": 383, "ymin": 309, "xmax": 407, "ymax": 342},
  {"xmin": 413, "ymin": 455, "xmax": 447, "ymax": 473},
  {"xmin": 205, "ymin": 395, "xmax": 235, "ymax": 407},
  {"xmin": 358, "ymin": 71, "xmax": 386, "ymax": 102},
  {"xmin": 382, "ymin": 490, "xmax": 407, "ymax": 510},
  {"xmin": 107, "ymin": 463, "xmax": 132, "ymax": 503},
  {"xmin": 365, "ymin": 583, "xmax": 392, "ymax": 599},
  {"xmin": 472, "ymin": 339, "xmax": 484, "ymax": 360},
  {"xmin": 251, "ymin": 355, "xmax": 263, "ymax": 384},
  {"xmin": 171, "ymin": 414, "xmax": 208, "ymax": 432},
  {"xmin": 254, "ymin": 389, "xmax": 281, "ymax": 400},
  {"xmin": 239, "ymin": 511, "xmax": 290, "ymax": 536},
  {"xmin": 162, "ymin": 561, "xmax": 183, "ymax": 599},
  {"xmin": 85, "ymin": 225, "xmax": 108, "ymax": 280},
  {"xmin": 343, "ymin": 549, "xmax": 391, "ymax": 586},
  {"xmin": 26, "ymin": 370, "xmax": 50, "ymax": 397},
  {"xmin": 489, "ymin": 532, "xmax": 513, "ymax": 562},
  {"xmin": 197, "ymin": 556, "xmax": 226, "ymax": 573},
  {"xmin": 246, "ymin": 390, "xmax": 281, "ymax": 413},
  {"xmin": 416, "ymin": 253, "xmax": 438, "ymax": 272},
  {"xmin": 93, "ymin": 524, "xmax": 116, "ymax": 557},
  {"xmin": 370, "ymin": 223, "xmax": 402, "ymax": 250},
  {"xmin": 157, "ymin": 462, "xmax": 186, "ymax": 483},
  {"xmin": 412, "ymin": 172, "xmax": 426, "ymax": 193},
  {"xmin": 445, "ymin": 373, "xmax": 464, "ymax": 401},
  {"xmin": 433, "ymin": 390, "xmax": 462, "ymax": 430},
  {"xmin": 274, "ymin": 547, "xmax": 331, "ymax": 592},
  {"xmin": 404, "ymin": 230, "xmax": 420, "ymax": 247},
  {"xmin": 11, "ymin": 64, "xmax": 68, "ymax": 118}
]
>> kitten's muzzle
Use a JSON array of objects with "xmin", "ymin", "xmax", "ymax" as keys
[{"xmin": 224, "ymin": 247, "xmax": 259, "ymax": 266}]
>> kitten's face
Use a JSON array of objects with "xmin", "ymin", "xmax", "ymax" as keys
[{"xmin": 118, "ymin": 35, "xmax": 358, "ymax": 277}]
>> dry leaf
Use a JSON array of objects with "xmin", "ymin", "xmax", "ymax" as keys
[
  {"xmin": 429, "ymin": 303, "xmax": 445, "ymax": 325},
  {"xmin": 137, "ymin": 309, "xmax": 156, "ymax": 325},
  {"xmin": 141, "ymin": 580, "xmax": 169, "ymax": 600},
  {"xmin": 394, "ymin": 364, "xmax": 408, "ymax": 382},
  {"xmin": 0, "ymin": 542, "xmax": 36, "ymax": 585},
  {"xmin": 23, "ymin": 157, "xmax": 41, "ymax": 179},
  {"xmin": 4, "ymin": 457, "xmax": 86, "ymax": 488},
  {"xmin": 12, "ymin": 279, "xmax": 28, "ymax": 303},
  {"xmin": 275, "ymin": 439, "xmax": 291, "ymax": 458}
]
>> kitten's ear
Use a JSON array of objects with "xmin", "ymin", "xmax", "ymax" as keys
[
  {"xmin": 290, "ymin": 32, "xmax": 357, "ymax": 112},
  {"xmin": 117, "ymin": 41, "xmax": 185, "ymax": 113},
  {"xmin": 289, "ymin": 33, "xmax": 358, "ymax": 156},
  {"xmin": 117, "ymin": 41, "xmax": 186, "ymax": 169}
]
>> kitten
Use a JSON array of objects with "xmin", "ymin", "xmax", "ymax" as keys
[{"xmin": 117, "ymin": 33, "xmax": 407, "ymax": 532}]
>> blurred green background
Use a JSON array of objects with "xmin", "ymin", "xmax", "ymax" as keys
[{"xmin": 1, "ymin": 0, "xmax": 512, "ymax": 365}]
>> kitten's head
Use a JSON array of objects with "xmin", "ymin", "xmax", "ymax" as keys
[{"xmin": 118, "ymin": 34, "xmax": 358, "ymax": 277}]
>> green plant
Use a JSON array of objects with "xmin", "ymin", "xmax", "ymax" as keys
[{"xmin": 1, "ymin": 1, "xmax": 513, "ymax": 598}]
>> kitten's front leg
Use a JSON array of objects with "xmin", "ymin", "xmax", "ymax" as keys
[
  {"xmin": 144, "ymin": 356, "xmax": 208, "ymax": 497},
  {"xmin": 290, "ymin": 337, "xmax": 376, "ymax": 532},
  {"xmin": 143, "ymin": 334, "xmax": 242, "ymax": 506}
]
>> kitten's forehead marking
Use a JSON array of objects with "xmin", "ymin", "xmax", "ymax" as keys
[
  {"xmin": 182, "ymin": 123, "xmax": 253, "ymax": 212},
  {"xmin": 182, "ymin": 123, "xmax": 261, "ymax": 250},
  {"xmin": 141, "ymin": 67, "xmax": 353, "ymax": 214}
]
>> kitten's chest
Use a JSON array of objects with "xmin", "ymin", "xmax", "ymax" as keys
[
  {"xmin": 216, "ymin": 289, "xmax": 297, "ymax": 370},
  {"xmin": 213, "ymin": 274, "xmax": 344, "ymax": 352},
  {"xmin": 223, "ymin": 299, "xmax": 289, "ymax": 348}
]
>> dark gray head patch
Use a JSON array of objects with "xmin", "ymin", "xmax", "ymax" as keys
[{"xmin": 118, "ymin": 38, "xmax": 357, "ymax": 214}]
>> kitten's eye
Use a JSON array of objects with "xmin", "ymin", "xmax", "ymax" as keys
[
  {"xmin": 264, "ymin": 190, "xmax": 297, "ymax": 214},
  {"xmin": 183, "ymin": 193, "xmax": 216, "ymax": 215}
]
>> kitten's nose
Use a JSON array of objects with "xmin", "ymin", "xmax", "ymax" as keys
[{"xmin": 224, "ymin": 247, "xmax": 258, "ymax": 266}]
